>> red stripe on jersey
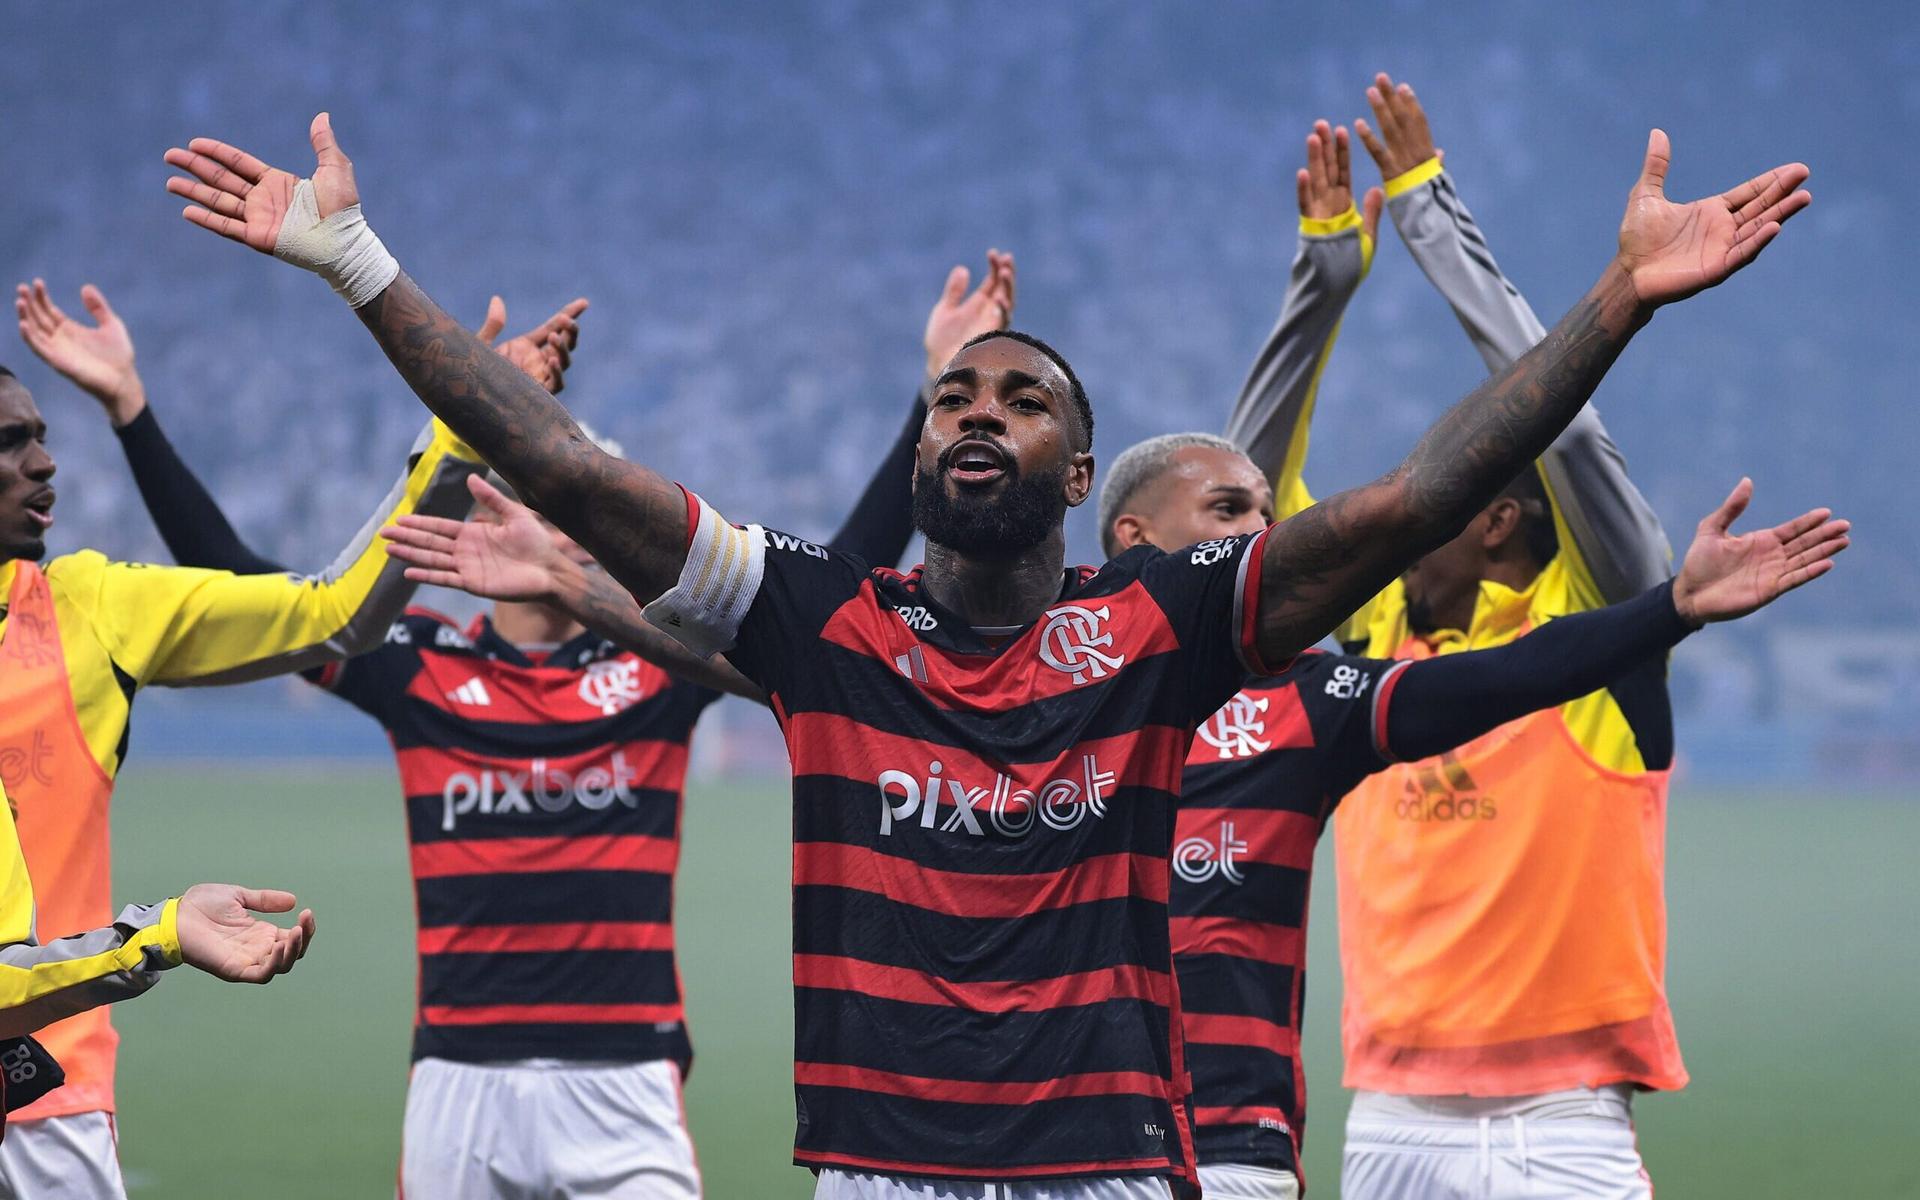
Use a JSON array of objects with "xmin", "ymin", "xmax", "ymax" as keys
[
  {"xmin": 1183, "ymin": 1010, "xmax": 1297, "ymax": 1052},
  {"xmin": 1239, "ymin": 528, "xmax": 1285, "ymax": 674},
  {"xmin": 796, "ymin": 844, "xmax": 1169, "ymax": 917},
  {"xmin": 1185, "ymin": 682, "xmax": 1315, "ymax": 765},
  {"xmin": 1169, "ymin": 915, "xmax": 1304, "ymax": 966},
  {"xmin": 676, "ymin": 484, "xmax": 698, "ymax": 549},
  {"xmin": 1193, "ymin": 1105, "xmax": 1292, "ymax": 1131},
  {"xmin": 1372, "ymin": 658, "xmax": 1414, "ymax": 761},
  {"xmin": 421, "ymin": 1002, "xmax": 682, "ymax": 1026},
  {"xmin": 794, "ymin": 1062, "xmax": 1170, "ymax": 1106},
  {"xmin": 417, "ymin": 921, "xmax": 675, "ymax": 955},
  {"xmin": 411, "ymin": 834, "xmax": 677, "ymax": 879},
  {"xmin": 792, "ymin": 1148, "xmax": 1180, "ymax": 1181},
  {"xmin": 794, "ymin": 953, "xmax": 1171, "ymax": 1013},
  {"xmin": 817, "ymin": 579, "xmax": 1185, "ymax": 710},
  {"xmin": 393, "ymin": 740, "xmax": 690, "ymax": 801},
  {"xmin": 785, "ymin": 710, "xmax": 1188, "ymax": 789},
  {"xmin": 405, "ymin": 653, "xmax": 679, "ymax": 727},
  {"xmin": 1177, "ymin": 808, "xmax": 1321, "ymax": 871}
]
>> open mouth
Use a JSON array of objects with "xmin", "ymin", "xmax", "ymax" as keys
[
  {"xmin": 944, "ymin": 439, "xmax": 1009, "ymax": 486},
  {"xmin": 22, "ymin": 489, "xmax": 54, "ymax": 531}
]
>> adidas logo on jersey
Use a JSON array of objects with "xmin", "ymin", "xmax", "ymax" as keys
[{"xmin": 446, "ymin": 678, "xmax": 493, "ymax": 707}]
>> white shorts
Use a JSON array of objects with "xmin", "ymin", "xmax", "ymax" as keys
[
  {"xmin": 0, "ymin": 1111, "xmax": 126, "ymax": 1200},
  {"xmin": 813, "ymin": 1170, "xmax": 1172, "ymax": 1200},
  {"xmin": 400, "ymin": 1057, "xmax": 699, "ymax": 1200},
  {"xmin": 1341, "ymin": 1085, "xmax": 1651, "ymax": 1200},
  {"xmin": 1194, "ymin": 1162, "xmax": 1299, "ymax": 1199}
]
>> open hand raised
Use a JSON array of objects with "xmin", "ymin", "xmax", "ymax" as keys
[
  {"xmin": 1297, "ymin": 119, "xmax": 1382, "ymax": 241},
  {"xmin": 382, "ymin": 473, "xmax": 568, "ymax": 603},
  {"xmin": 15, "ymin": 280, "xmax": 146, "ymax": 425},
  {"xmin": 1671, "ymin": 478, "xmax": 1848, "ymax": 625},
  {"xmin": 166, "ymin": 113, "xmax": 360, "ymax": 254},
  {"xmin": 477, "ymin": 296, "xmax": 590, "ymax": 394},
  {"xmin": 1617, "ymin": 131, "xmax": 1810, "ymax": 307},
  {"xmin": 924, "ymin": 250, "xmax": 1016, "ymax": 378}
]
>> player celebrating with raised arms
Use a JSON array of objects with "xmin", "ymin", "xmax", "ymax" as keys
[
  {"xmin": 0, "ymin": 304, "xmax": 494, "ymax": 1195},
  {"xmin": 168, "ymin": 112, "xmax": 1807, "ymax": 1198},
  {"xmin": 23, "ymin": 255, "xmax": 1010, "ymax": 1197},
  {"xmin": 1226, "ymin": 74, "xmax": 1752, "ymax": 1197}
]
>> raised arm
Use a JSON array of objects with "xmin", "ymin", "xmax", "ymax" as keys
[
  {"xmin": 829, "ymin": 250, "xmax": 1015, "ymax": 565},
  {"xmin": 1247, "ymin": 130, "xmax": 1810, "ymax": 667},
  {"xmin": 1358, "ymin": 72, "xmax": 1671, "ymax": 602},
  {"xmin": 1221, "ymin": 120, "xmax": 1382, "ymax": 521},
  {"xmin": 383, "ymin": 474, "xmax": 764, "ymax": 700},
  {"xmin": 1383, "ymin": 479, "xmax": 1847, "ymax": 761},
  {"xmin": 16, "ymin": 279, "xmax": 286, "ymax": 573},
  {"xmin": 165, "ymin": 115, "xmax": 688, "ymax": 606}
]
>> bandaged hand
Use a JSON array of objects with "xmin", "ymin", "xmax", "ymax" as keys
[{"xmin": 166, "ymin": 113, "xmax": 398, "ymax": 308}]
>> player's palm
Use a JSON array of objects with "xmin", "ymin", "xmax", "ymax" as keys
[
  {"xmin": 178, "ymin": 884, "xmax": 315, "ymax": 984},
  {"xmin": 16, "ymin": 282, "xmax": 136, "ymax": 402},
  {"xmin": 1674, "ymin": 479, "xmax": 1848, "ymax": 624},
  {"xmin": 1617, "ymin": 130, "xmax": 1810, "ymax": 307},
  {"xmin": 924, "ymin": 251, "xmax": 1015, "ymax": 375},
  {"xmin": 453, "ymin": 507, "xmax": 562, "ymax": 601},
  {"xmin": 165, "ymin": 114, "xmax": 361, "ymax": 254}
]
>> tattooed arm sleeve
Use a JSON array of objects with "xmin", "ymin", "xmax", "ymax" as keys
[
  {"xmin": 1246, "ymin": 263, "xmax": 1650, "ymax": 671},
  {"xmin": 354, "ymin": 272, "xmax": 690, "ymax": 604}
]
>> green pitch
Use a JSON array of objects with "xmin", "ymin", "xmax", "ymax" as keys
[{"xmin": 105, "ymin": 766, "xmax": 1916, "ymax": 1197}]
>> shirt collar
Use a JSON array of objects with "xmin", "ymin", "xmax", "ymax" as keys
[{"xmin": 1418, "ymin": 572, "xmax": 1540, "ymax": 653}]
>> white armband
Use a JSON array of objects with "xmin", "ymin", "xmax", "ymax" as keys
[
  {"xmin": 272, "ymin": 179, "xmax": 400, "ymax": 309},
  {"xmin": 641, "ymin": 493, "xmax": 765, "ymax": 657}
]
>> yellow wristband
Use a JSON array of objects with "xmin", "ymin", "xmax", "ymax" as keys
[
  {"xmin": 1299, "ymin": 205, "xmax": 1363, "ymax": 238},
  {"xmin": 157, "ymin": 897, "xmax": 183, "ymax": 967},
  {"xmin": 1384, "ymin": 156, "xmax": 1444, "ymax": 199}
]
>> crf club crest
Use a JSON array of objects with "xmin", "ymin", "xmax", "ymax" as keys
[
  {"xmin": 577, "ymin": 658, "xmax": 647, "ymax": 716},
  {"xmin": 1196, "ymin": 692, "xmax": 1271, "ymax": 760},
  {"xmin": 1037, "ymin": 604, "xmax": 1126, "ymax": 685}
]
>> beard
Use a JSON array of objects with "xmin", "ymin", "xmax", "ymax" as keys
[{"xmin": 912, "ymin": 452, "xmax": 1067, "ymax": 559}]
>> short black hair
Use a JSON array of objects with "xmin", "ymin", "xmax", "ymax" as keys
[
  {"xmin": 954, "ymin": 329, "xmax": 1093, "ymax": 451},
  {"xmin": 1498, "ymin": 466, "xmax": 1560, "ymax": 566},
  {"xmin": 0, "ymin": 364, "xmax": 14, "ymax": 380}
]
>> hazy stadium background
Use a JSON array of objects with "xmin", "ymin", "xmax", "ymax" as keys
[{"xmin": 5, "ymin": 2, "xmax": 1914, "ymax": 1196}]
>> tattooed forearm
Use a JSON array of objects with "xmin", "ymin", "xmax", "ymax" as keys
[
  {"xmin": 355, "ymin": 272, "xmax": 689, "ymax": 599},
  {"xmin": 560, "ymin": 564, "xmax": 765, "ymax": 701},
  {"xmin": 1397, "ymin": 263, "xmax": 1646, "ymax": 528},
  {"xmin": 359, "ymin": 273, "xmax": 591, "ymax": 509},
  {"xmin": 1253, "ymin": 263, "xmax": 1650, "ymax": 662}
]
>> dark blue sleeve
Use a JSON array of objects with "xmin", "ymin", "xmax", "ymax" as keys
[
  {"xmin": 302, "ymin": 616, "xmax": 430, "ymax": 723},
  {"xmin": 1382, "ymin": 579, "xmax": 1688, "ymax": 768},
  {"xmin": 1131, "ymin": 531, "xmax": 1268, "ymax": 723},
  {"xmin": 723, "ymin": 531, "xmax": 871, "ymax": 698},
  {"xmin": 822, "ymin": 392, "xmax": 922, "ymax": 570},
  {"xmin": 114, "ymin": 407, "xmax": 287, "ymax": 575}
]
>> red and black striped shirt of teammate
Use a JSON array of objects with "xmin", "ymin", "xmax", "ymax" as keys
[
  {"xmin": 1172, "ymin": 651, "xmax": 1399, "ymax": 1177},
  {"xmin": 1169, "ymin": 576, "xmax": 1701, "ymax": 1178},
  {"xmin": 312, "ymin": 610, "xmax": 716, "ymax": 1067},
  {"xmin": 719, "ymin": 526, "xmax": 1277, "ymax": 1188}
]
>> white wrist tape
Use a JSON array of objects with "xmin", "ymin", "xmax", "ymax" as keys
[
  {"xmin": 642, "ymin": 492, "xmax": 766, "ymax": 658},
  {"xmin": 271, "ymin": 178, "xmax": 400, "ymax": 308}
]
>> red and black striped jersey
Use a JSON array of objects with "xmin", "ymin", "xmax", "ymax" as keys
[
  {"xmin": 722, "ymin": 530, "xmax": 1272, "ymax": 1186},
  {"xmin": 311, "ymin": 608, "xmax": 719, "ymax": 1067},
  {"xmin": 1172, "ymin": 651, "xmax": 1402, "ymax": 1174}
]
